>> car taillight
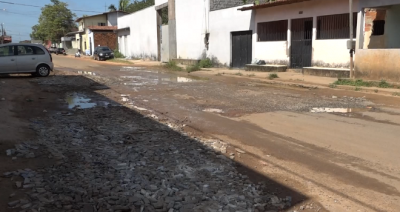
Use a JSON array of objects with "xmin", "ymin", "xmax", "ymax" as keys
[{"xmin": 46, "ymin": 49, "xmax": 52, "ymax": 62}]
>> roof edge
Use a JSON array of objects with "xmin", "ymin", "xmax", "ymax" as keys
[{"xmin": 238, "ymin": 0, "xmax": 313, "ymax": 11}]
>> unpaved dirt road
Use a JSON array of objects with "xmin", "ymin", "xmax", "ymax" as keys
[{"xmin": 1, "ymin": 55, "xmax": 400, "ymax": 212}]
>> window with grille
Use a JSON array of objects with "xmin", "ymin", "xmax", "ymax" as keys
[
  {"xmin": 317, "ymin": 13, "xmax": 357, "ymax": 39},
  {"xmin": 98, "ymin": 23, "xmax": 106, "ymax": 26},
  {"xmin": 372, "ymin": 20, "xmax": 385, "ymax": 36},
  {"xmin": 257, "ymin": 20, "xmax": 288, "ymax": 42}
]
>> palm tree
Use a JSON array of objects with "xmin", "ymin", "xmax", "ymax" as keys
[
  {"xmin": 108, "ymin": 0, "xmax": 130, "ymax": 12},
  {"xmin": 119, "ymin": 0, "xmax": 130, "ymax": 11}
]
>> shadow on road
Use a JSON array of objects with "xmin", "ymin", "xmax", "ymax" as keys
[{"xmin": 0, "ymin": 71, "xmax": 314, "ymax": 211}]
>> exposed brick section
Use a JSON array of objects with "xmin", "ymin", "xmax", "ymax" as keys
[
  {"xmin": 210, "ymin": 0, "xmax": 268, "ymax": 11},
  {"xmin": 93, "ymin": 32, "xmax": 118, "ymax": 50},
  {"xmin": 364, "ymin": 9, "xmax": 386, "ymax": 32}
]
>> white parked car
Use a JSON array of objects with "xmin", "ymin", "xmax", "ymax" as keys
[{"xmin": 0, "ymin": 43, "xmax": 54, "ymax": 77}]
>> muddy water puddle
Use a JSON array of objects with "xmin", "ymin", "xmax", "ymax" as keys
[
  {"xmin": 77, "ymin": 71, "xmax": 97, "ymax": 76},
  {"xmin": 203, "ymin": 108, "xmax": 224, "ymax": 113},
  {"xmin": 310, "ymin": 107, "xmax": 372, "ymax": 113},
  {"xmin": 119, "ymin": 69, "xmax": 203, "ymax": 88},
  {"xmin": 65, "ymin": 93, "xmax": 110, "ymax": 109}
]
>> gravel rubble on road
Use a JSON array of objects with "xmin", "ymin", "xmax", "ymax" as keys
[{"xmin": 3, "ymin": 105, "xmax": 291, "ymax": 212}]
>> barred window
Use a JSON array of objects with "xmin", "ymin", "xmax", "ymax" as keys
[
  {"xmin": 257, "ymin": 20, "xmax": 288, "ymax": 42},
  {"xmin": 317, "ymin": 13, "xmax": 357, "ymax": 39}
]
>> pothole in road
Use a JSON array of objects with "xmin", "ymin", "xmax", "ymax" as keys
[{"xmin": 65, "ymin": 93, "xmax": 109, "ymax": 109}]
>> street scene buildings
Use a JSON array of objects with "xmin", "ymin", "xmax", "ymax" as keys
[{"xmin": 1, "ymin": 0, "xmax": 400, "ymax": 212}]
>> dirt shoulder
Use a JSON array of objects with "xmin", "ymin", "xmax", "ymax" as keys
[{"xmin": 0, "ymin": 75, "xmax": 61, "ymax": 212}]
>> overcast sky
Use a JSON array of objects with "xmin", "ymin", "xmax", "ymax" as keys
[{"xmin": 0, "ymin": 0, "xmax": 118, "ymax": 42}]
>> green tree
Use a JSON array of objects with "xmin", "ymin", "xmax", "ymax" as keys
[
  {"xmin": 108, "ymin": 0, "xmax": 131, "ymax": 12},
  {"xmin": 108, "ymin": 4, "xmax": 117, "ymax": 11},
  {"xmin": 30, "ymin": 0, "xmax": 76, "ymax": 42},
  {"xmin": 126, "ymin": 0, "xmax": 155, "ymax": 13}
]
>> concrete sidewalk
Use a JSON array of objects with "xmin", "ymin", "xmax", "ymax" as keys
[{"xmin": 196, "ymin": 67, "xmax": 400, "ymax": 97}]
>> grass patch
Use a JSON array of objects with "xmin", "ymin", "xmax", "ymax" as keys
[
  {"xmin": 393, "ymin": 92, "xmax": 400, "ymax": 96},
  {"xmin": 247, "ymin": 74, "xmax": 256, "ymax": 77},
  {"xmin": 113, "ymin": 50, "xmax": 125, "ymax": 58},
  {"xmin": 199, "ymin": 58, "xmax": 213, "ymax": 68},
  {"xmin": 268, "ymin": 73, "xmax": 279, "ymax": 80},
  {"xmin": 329, "ymin": 83, "xmax": 337, "ymax": 88},
  {"xmin": 355, "ymin": 87, "xmax": 362, "ymax": 91},
  {"xmin": 374, "ymin": 89, "xmax": 379, "ymax": 93},
  {"xmin": 215, "ymin": 73, "xmax": 222, "ymax": 76},
  {"xmin": 334, "ymin": 79, "xmax": 396, "ymax": 89},
  {"xmin": 108, "ymin": 59, "xmax": 132, "ymax": 64},
  {"xmin": 186, "ymin": 64, "xmax": 201, "ymax": 73},
  {"xmin": 165, "ymin": 60, "xmax": 184, "ymax": 72},
  {"xmin": 234, "ymin": 72, "xmax": 243, "ymax": 76}
]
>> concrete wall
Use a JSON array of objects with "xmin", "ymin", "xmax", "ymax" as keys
[
  {"xmin": 155, "ymin": 0, "xmax": 168, "ymax": 5},
  {"xmin": 84, "ymin": 16, "xmax": 107, "ymax": 28},
  {"xmin": 88, "ymin": 31, "xmax": 94, "ymax": 55},
  {"xmin": 355, "ymin": 49, "xmax": 400, "ymax": 81},
  {"xmin": 174, "ymin": 0, "xmax": 254, "ymax": 65},
  {"xmin": 175, "ymin": 0, "xmax": 208, "ymax": 60},
  {"xmin": 384, "ymin": 5, "xmax": 400, "ymax": 48},
  {"xmin": 363, "ymin": 9, "xmax": 386, "ymax": 49},
  {"xmin": 362, "ymin": 5, "xmax": 400, "ymax": 49},
  {"xmin": 359, "ymin": 0, "xmax": 400, "ymax": 8},
  {"xmin": 107, "ymin": 13, "xmax": 118, "ymax": 26},
  {"xmin": 117, "ymin": 7, "xmax": 158, "ymax": 59},
  {"xmin": 107, "ymin": 12, "xmax": 126, "ymax": 26},
  {"xmin": 209, "ymin": 5, "xmax": 254, "ymax": 66},
  {"xmin": 254, "ymin": 0, "xmax": 359, "ymax": 68}
]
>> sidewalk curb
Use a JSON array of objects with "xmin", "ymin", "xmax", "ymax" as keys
[{"xmin": 196, "ymin": 69, "xmax": 400, "ymax": 98}]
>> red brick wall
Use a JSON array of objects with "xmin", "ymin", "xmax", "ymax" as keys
[
  {"xmin": 365, "ymin": 9, "xmax": 386, "ymax": 32},
  {"xmin": 93, "ymin": 32, "xmax": 118, "ymax": 51}
]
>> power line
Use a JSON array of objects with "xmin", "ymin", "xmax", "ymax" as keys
[
  {"xmin": 0, "ymin": 9, "xmax": 39, "ymax": 18},
  {"xmin": 0, "ymin": 0, "xmax": 103, "ymax": 13}
]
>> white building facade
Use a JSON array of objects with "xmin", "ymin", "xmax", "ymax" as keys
[{"xmin": 239, "ymin": 0, "xmax": 360, "ymax": 69}]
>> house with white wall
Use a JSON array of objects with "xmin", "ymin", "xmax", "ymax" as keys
[
  {"xmin": 63, "ymin": 11, "xmax": 127, "ymax": 54},
  {"xmin": 116, "ymin": 0, "xmax": 400, "ymax": 81},
  {"xmin": 239, "ymin": 0, "xmax": 359, "ymax": 72},
  {"xmin": 117, "ymin": 0, "xmax": 258, "ymax": 66},
  {"xmin": 238, "ymin": 0, "xmax": 400, "ymax": 81}
]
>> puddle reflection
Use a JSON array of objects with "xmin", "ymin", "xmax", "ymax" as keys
[
  {"xmin": 203, "ymin": 108, "xmax": 224, "ymax": 113},
  {"xmin": 66, "ymin": 93, "xmax": 109, "ymax": 109}
]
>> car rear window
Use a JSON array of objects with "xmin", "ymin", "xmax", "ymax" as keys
[
  {"xmin": 34, "ymin": 47, "xmax": 46, "ymax": 55},
  {"xmin": 0, "ymin": 46, "xmax": 14, "ymax": 57},
  {"xmin": 17, "ymin": 46, "xmax": 34, "ymax": 55}
]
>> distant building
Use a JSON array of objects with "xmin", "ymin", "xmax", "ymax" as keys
[
  {"xmin": 63, "ymin": 11, "xmax": 127, "ymax": 55},
  {"xmin": 0, "ymin": 35, "xmax": 12, "ymax": 44}
]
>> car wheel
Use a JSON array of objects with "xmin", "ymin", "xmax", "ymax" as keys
[{"xmin": 36, "ymin": 65, "xmax": 50, "ymax": 77}]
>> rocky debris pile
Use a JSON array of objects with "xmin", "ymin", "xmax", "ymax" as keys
[
  {"xmin": 3, "ymin": 106, "xmax": 290, "ymax": 212},
  {"xmin": 5, "ymin": 142, "xmax": 44, "ymax": 160}
]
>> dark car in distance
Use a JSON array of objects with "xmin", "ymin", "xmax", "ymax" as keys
[
  {"xmin": 93, "ymin": 46, "xmax": 114, "ymax": 61},
  {"xmin": 48, "ymin": 47, "xmax": 57, "ymax": 53},
  {"xmin": 55, "ymin": 48, "xmax": 66, "ymax": 55}
]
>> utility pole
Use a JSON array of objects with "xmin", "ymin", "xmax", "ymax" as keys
[
  {"xmin": 0, "ymin": 23, "xmax": 4, "ymax": 44},
  {"xmin": 349, "ymin": 0, "xmax": 355, "ymax": 79}
]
